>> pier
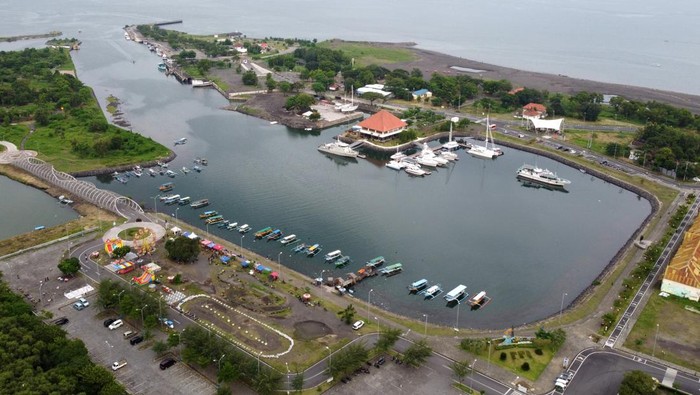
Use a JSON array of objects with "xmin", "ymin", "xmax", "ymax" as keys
[{"xmin": 152, "ymin": 20, "xmax": 183, "ymax": 27}]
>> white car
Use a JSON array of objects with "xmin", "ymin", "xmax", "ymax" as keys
[
  {"xmin": 352, "ymin": 320, "xmax": 365, "ymax": 330},
  {"xmin": 112, "ymin": 360, "xmax": 128, "ymax": 371},
  {"xmin": 78, "ymin": 297, "xmax": 89, "ymax": 307},
  {"xmin": 108, "ymin": 319, "xmax": 124, "ymax": 330}
]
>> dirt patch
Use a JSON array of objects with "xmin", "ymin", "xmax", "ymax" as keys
[{"xmin": 293, "ymin": 320, "xmax": 333, "ymax": 341}]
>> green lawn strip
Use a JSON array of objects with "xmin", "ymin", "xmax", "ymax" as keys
[
  {"xmin": 210, "ymin": 76, "xmax": 229, "ymax": 91},
  {"xmin": 318, "ymin": 41, "xmax": 416, "ymax": 65},
  {"xmin": 565, "ymin": 129, "xmax": 634, "ymax": 156},
  {"xmin": 624, "ymin": 293, "xmax": 700, "ymax": 372},
  {"xmin": 0, "ymin": 123, "xmax": 31, "ymax": 146},
  {"xmin": 470, "ymin": 346, "xmax": 553, "ymax": 381},
  {"xmin": 453, "ymin": 382, "xmax": 479, "ymax": 394},
  {"xmin": 117, "ymin": 227, "xmax": 151, "ymax": 240}
]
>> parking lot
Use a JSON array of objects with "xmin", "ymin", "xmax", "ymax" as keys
[{"xmin": 54, "ymin": 293, "xmax": 216, "ymax": 395}]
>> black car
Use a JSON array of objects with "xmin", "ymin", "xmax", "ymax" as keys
[
  {"xmin": 103, "ymin": 318, "xmax": 117, "ymax": 327},
  {"xmin": 130, "ymin": 335, "xmax": 144, "ymax": 345},
  {"xmin": 159, "ymin": 358, "xmax": 176, "ymax": 370},
  {"xmin": 54, "ymin": 317, "xmax": 69, "ymax": 326}
]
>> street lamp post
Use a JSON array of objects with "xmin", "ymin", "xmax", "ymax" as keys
[
  {"xmin": 152, "ymin": 195, "xmax": 159, "ymax": 217},
  {"xmin": 240, "ymin": 235, "xmax": 245, "ymax": 253},
  {"xmin": 285, "ymin": 362, "xmax": 290, "ymax": 392},
  {"xmin": 39, "ymin": 281, "xmax": 44, "ymax": 304},
  {"xmin": 367, "ymin": 289, "xmax": 374, "ymax": 322},
  {"xmin": 206, "ymin": 222, "xmax": 209, "ymax": 237},
  {"xmin": 116, "ymin": 290, "xmax": 125, "ymax": 308},
  {"xmin": 455, "ymin": 303, "xmax": 460, "ymax": 331},
  {"xmin": 652, "ymin": 323, "xmax": 660, "ymax": 357},
  {"xmin": 140, "ymin": 304, "xmax": 148, "ymax": 328},
  {"xmin": 559, "ymin": 292, "xmax": 568, "ymax": 324},
  {"xmin": 278, "ymin": 252, "xmax": 282, "ymax": 281},
  {"xmin": 215, "ymin": 354, "xmax": 225, "ymax": 371},
  {"xmin": 422, "ymin": 314, "xmax": 428, "ymax": 336},
  {"xmin": 487, "ymin": 340, "xmax": 492, "ymax": 373},
  {"xmin": 175, "ymin": 207, "xmax": 180, "ymax": 222},
  {"xmin": 325, "ymin": 346, "xmax": 332, "ymax": 373},
  {"xmin": 470, "ymin": 359, "xmax": 477, "ymax": 392},
  {"xmin": 257, "ymin": 351, "xmax": 262, "ymax": 374}
]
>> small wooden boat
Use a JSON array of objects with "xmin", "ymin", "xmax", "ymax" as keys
[
  {"xmin": 267, "ymin": 229, "xmax": 283, "ymax": 241},
  {"xmin": 334, "ymin": 256, "xmax": 351, "ymax": 268},
  {"xmin": 306, "ymin": 244, "xmax": 321, "ymax": 257},
  {"xmin": 280, "ymin": 234, "xmax": 297, "ymax": 245},
  {"xmin": 292, "ymin": 243, "xmax": 307, "ymax": 253},
  {"xmin": 255, "ymin": 227, "xmax": 273, "ymax": 239},
  {"xmin": 190, "ymin": 199, "xmax": 209, "ymax": 209},
  {"xmin": 366, "ymin": 256, "xmax": 385, "ymax": 268},
  {"xmin": 409, "ymin": 279, "xmax": 428, "ymax": 293},
  {"xmin": 205, "ymin": 215, "xmax": 224, "ymax": 224},
  {"xmin": 199, "ymin": 210, "xmax": 218, "ymax": 219}
]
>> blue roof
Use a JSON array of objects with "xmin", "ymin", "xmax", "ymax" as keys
[{"xmin": 413, "ymin": 89, "xmax": 429, "ymax": 95}]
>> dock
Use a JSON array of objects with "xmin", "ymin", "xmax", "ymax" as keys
[
  {"xmin": 153, "ymin": 20, "xmax": 183, "ymax": 27},
  {"xmin": 338, "ymin": 266, "xmax": 379, "ymax": 288}
]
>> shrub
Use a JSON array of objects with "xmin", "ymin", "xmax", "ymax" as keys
[
  {"xmin": 499, "ymin": 352, "xmax": 506, "ymax": 361},
  {"xmin": 521, "ymin": 362, "xmax": 530, "ymax": 371},
  {"xmin": 534, "ymin": 349, "xmax": 543, "ymax": 356}
]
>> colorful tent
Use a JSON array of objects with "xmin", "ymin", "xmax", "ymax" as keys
[
  {"xmin": 104, "ymin": 238, "xmax": 123, "ymax": 254},
  {"xmin": 206, "ymin": 242, "xmax": 216, "ymax": 249},
  {"xmin": 220, "ymin": 256, "xmax": 231, "ymax": 264},
  {"xmin": 255, "ymin": 263, "xmax": 264, "ymax": 272},
  {"xmin": 269, "ymin": 272, "xmax": 279, "ymax": 281},
  {"xmin": 200, "ymin": 239, "xmax": 212, "ymax": 246},
  {"xmin": 240, "ymin": 260, "xmax": 250, "ymax": 268},
  {"xmin": 213, "ymin": 244, "xmax": 223, "ymax": 251}
]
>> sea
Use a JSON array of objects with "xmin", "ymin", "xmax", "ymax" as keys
[{"xmin": 0, "ymin": 0, "xmax": 673, "ymax": 328}]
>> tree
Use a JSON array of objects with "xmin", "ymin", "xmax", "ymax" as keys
[
  {"xmin": 309, "ymin": 111, "xmax": 320, "ymax": 121},
  {"xmin": 278, "ymin": 81, "xmax": 292, "ymax": 94},
  {"xmin": 402, "ymin": 339, "xmax": 432, "ymax": 368},
  {"xmin": 164, "ymin": 236, "xmax": 200, "ymax": 263},
  {"xmin": 619, "ymin": 370, "xmax": 656, "ymax": 395},
  {"xmin": 58, "ymin": 257, "xmax": 81, "ymax": 276},
  {"xmin": 284, "ymin": 93, "xmax": 315, "ymax": 112},
  {"xmin": 338, "ymin": 304, "xmax": 356, "ymax": 324},
  {"xmin": 361, "ymin": 92, "xmax": 385, "ymax": 106},
  {"xmin": 312, "ymin": 82, "xmax": 326, "ymax": 94},
  {"xmin": 375, "ymin": 328, "xmax": 402, "ymax": 352},
  {"xmin": 111, "ymin": 246, "xmax": 131, "ymax": 259},
  {"xmin": 291, "ymin": 371, "xmax": 304, "ymax": 393},
  {"xmin": 251, "ymin": 369, "xmax": 282, "ymax": 395},
  {"xmin": 265, "ymin": 77, "xmax": 276, "ymax": 92},
  {"xmin": 152, "ymin": 340, "xmax": 169, "ymax": 355},
  {"xmin": 167, "ymin": 333, "xmax": 180, "ymax": 348},
  {"xmin": 450, "ymin": 360, "xmax": 471, "ymax": 383},
  {"xmin": 242, "ymin": 70, "xmax": 258, "ymax": 86},
  {"xmin": 218, "ymin": 361, "xmax": 240, "ymax": 384}
]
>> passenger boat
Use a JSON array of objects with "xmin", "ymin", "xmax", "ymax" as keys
[
  {"xmin": 148, "ymin": 168, "xmax": 158, "ymax": 177},
  {"xmin": 267, "ymin": 229, "xmax": 283, "ymax": 241},
  {"xmin": 386, "ymin": 160, "xmax": 407, "ymax": 170},
  {"xmin": 178, "ymin": 196, "xmax": 191, "ymax": 205},
  {"xmin": 408, "ymin": 279, "xmax": 428, "ymax": 293},
  {"xmin": 217, "ymin": 220, "xmax": 230, "ymax": 228},
  {"xmin": 205, "ymin": 215, "xmax": 224, "ymax": 225},
  {"xmin": 381, "ymin": 263, "xmax": 403, "ymax": 276},
  {"xmin": 324, "ymin": 250, "xmax": 342, "ymax": 262},
  {"xmin": 254, "ymin": 227, "xmax": 273, "ymax": 239},
  {"xmin": 292, "ymin": 243, "xmax": 307, "ymax": 253},
  {"xmin": 366, "ymin": 256, "xmax": 385, "ymax": 268},
  {"xmin": 306, "ymin": 244, "xmax": 322, "ymax": 257},
  {"xmin": 163, "ymin": 194, "xmax": 181, "ymax": 205},
  {"xmin": 193, "ymin": 165, "xmax": 202, "ymax": 172},
  {"xmin": 181, "ymin": 166, "xmax": 190, "ymax": 174},
  {"xmin": 423, "ymin": 284, "xmax": 443, "ymax": 299},
  {"xmin": 226, "ymin": 222, "xmax": 238, "ymax": 230},
  {"xmin": 174, "ymin": 138, "xmax": 187, "ymax": 145},
  {"xmin": 190, "ymin": 199, "xmax": 209, "ymax": 209},
  {"xmin": 317, "ymin": 136, "xmax": 360, "ymax": 158},
  {"xmin": 280, "ymin": 234, "xmax": 297, "ymax": 245},
  {"xmin": 165, "ymin": 170, "xmax": 177, "ymax": 178},
  {"xmin": 159, "ymin": 193, "xmax": 177, "ymax": 201},
  {"xmin": 444, "ymin": 284, "xmax": 468, "ymax": 303},
  {"xmin": 516, "ymin": 164, "xmax": 571, "ymax": 189},
  {"xmin": 237, "ymin": 224, "xmax": 251, "ymax": 233},
  {"xmin": 334, "ymin": 256, "xmax": 351, "ymax": 268},
  {"xmin": 199, "ymin": 210, "xmax": 218, "ymax": 219},
  {"xmin": 468, "ymin": 291, "xmax": 487, "ymax": 306}
]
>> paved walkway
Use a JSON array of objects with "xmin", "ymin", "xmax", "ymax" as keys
[
  {"xmin": 0, "ymin": 141, "xmax": 37, "ymax": 164},
  {"xmin": 102, "ymin": 221, "xmax": 166, "ymax": 248}
]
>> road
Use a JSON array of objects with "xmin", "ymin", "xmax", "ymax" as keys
[{"xmin": 561, "ymin": 349, "xmax": 700, "ymax": 395}]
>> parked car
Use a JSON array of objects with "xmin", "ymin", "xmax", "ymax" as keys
[
  {"xmin": 72, "ymin": 302, "xmax": 85, "ymax": 311},
  {"xmin": 103, "ymin": 318, "xmax": 117, "ymax": 327},
  {"xmin": 352, "ymin": 320, "xmax": 364, "ymax": 330},
  {"xmin": 53, "ymin": 317, "xmax": 69, "ymax": 326},
  {"xmin": 159, "ymin": 358, "xmax": 176, "ymax": 370},
  {"xmin": 112, "ymin": 360, "xmax": 128, "ymax": 371},
  {"xmin": 123, "ymin": 331, "xmax": 136, "ymax": 339},
  {"xmin": 108, "ymin": 319, "xmax": 124, "ymax": 330},
  {"xmin": 78, "ymin": 297, "xmax": 89, "ymax": 307},
  {"xmin": 130, "ymin": 335, "xmax": 144, "ymax": 345}
]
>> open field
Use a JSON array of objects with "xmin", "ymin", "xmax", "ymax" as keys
[
  {"xmin": 319, "ymin": 40, "xmax": 417, "ymax": 66},
  {"xmin": 624, "ymin": 291, "xmax": 700, "ymax": 371},
  {"xmin": 565, "ymin": 129, "xmax": 634, "ymax": 156}
]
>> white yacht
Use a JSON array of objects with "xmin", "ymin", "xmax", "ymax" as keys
[
  {"xmin": 317, "ymin": 137, "xmax": 360, "ymax": 158},
  {"xmin": 386, "ymin": 160, "xmax": 407, "ymax": 170},
  {"xmin": 404, "ymin": 163, "xmax": 430, "ymax": 177},
  {"xmin": 439, "ymin": 150, "xmax": 458, "ymax": 161},
  {"xmin": 419, "ymin": 143, "xmax": 449, "ymax": 166},
  {"xmin": 516, "ymin": 164, "xmax": 571, "ymax": 188},
  {"xmin": 468, "ymin": 116, "xmax": 499, "ymax": 159}
]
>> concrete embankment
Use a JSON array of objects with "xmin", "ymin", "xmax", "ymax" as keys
[{"xmin": 69, "ymin": 150, "xmax": 177, "ymax": 178}]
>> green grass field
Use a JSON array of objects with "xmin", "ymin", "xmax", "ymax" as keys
[{"xmin": 318, "ymin": 40, "xmax": 416, "ymax": 66}]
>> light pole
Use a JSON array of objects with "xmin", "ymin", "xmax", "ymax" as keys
[
  {"xmin": 116, "ymin": 290, "xmax": 125, "ymax": 308},
  {"xmin": 240, "ymin": 235, "xmax": 245, "ymax": 253},
  {"xmin": 206, "ymin": 222, "xmax": 209, "ymax": 237},
  {"xmin": 470, "ymin": 359, "xmax": 477, "ymax": 391},
  {"xmin": 285, "ymin": 362, "xmax": 290, "ymax": 392},
  {"xmin": 257, "ymin": 351, "xmax": 262, "ymax": 374},
  {"xmin": 422, "ymin": 314, "xmax": 428, "ymax": 336},
  {"xmin": 215, "ymin": 354, "xmax": 225, "ymax": 371},
  {"xmin": 278, "ymin": 252, "xmax": 282, "ymax": 280},
  {"xmin": 175, "ymin": 207, "xmax": 180, "ymax": 222},
  {"xmin": 367, "ymin": 289, "xmax": 374, "ymax": 322},
  {"xmin": 652, "ymin": 323, "xmax": 660, "ymax": 357},
  {"xmin": 487, "ymin": 340, "xmax": 492, "ymax": 373},
  {"xmin": 455, "ymin": 303, "xmax": 460, "ymax": 331},
  {"xmin": 140, "ymin": 304, "xmax": 148, "ymax": 328},
  {"xmin": 39, "ymin": 280, "xmax": 44, "ymax": 303},
  {"xmin": 325, "ymin": 346, "xmax": 332, "ymax": 373},
  {"xmin": 106, "ymin": 340, "xmax": 113, "ymax": 362},
  {"xmin": 559, "ymin": 292, "xmax": 568, "ymax": 324}
]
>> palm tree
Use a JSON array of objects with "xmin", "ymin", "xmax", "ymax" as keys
[{"xmin": 338, "ymin": 304, "xmax": 356, "ymax": 324}]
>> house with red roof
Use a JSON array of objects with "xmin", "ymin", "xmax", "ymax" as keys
[
  {"xmin": 355, "ymin": 110, "xmax": 407, "ymax": 140},
  {"xmin": 661, "ymin": 219, "xmax": 700, "ymax": 301},
  {"xmin": 522, "ymin": 103, "xmax": 547, "ymax": 119}
]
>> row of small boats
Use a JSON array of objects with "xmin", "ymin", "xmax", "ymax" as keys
[{"xmin": 408, "ymin": 279, "xmax": 490, "ymax": 308}]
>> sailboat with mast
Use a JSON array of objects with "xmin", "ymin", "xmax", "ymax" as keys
[
  {"xmin": 468, "ymin": 115, "xmax": 499, "ymax": 160},
  {"xmin": 340, "ymin": 86, "xmax": 358, "ymax": 113}
]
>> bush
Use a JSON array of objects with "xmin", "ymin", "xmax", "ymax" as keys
[
  {"xmin": 521, "ymin": 362, "xmax": 530, "ymax": 371},
  {"xmin": 534, "ymin": 349, "xmax": 543, "ymax": 356},
  {"xmin": 499, "ymin": 352, "xmax": 507, "ymax": 361}
]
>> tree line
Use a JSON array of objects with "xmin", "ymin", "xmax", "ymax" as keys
[{"xmin": 0, "ymin": 273, "xmax": 126, "ymax": 394}]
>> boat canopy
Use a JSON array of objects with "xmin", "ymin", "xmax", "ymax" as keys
[{"xmin": 445, "ymin": 284, "xmax": 467, "ymax": 300}]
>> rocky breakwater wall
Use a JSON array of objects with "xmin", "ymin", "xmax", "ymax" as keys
[{"xmin": 69, "ymin": 151, "xmax": 177, "ymax": 178}]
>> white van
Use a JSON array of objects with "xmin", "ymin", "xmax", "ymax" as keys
[
  {"xmin": 554, "ymin": 379, "xmax": 568, "ymax": 390},
  {"xmin": 108, "ymin": 319, "xmax": 124, "ymax": 330}
]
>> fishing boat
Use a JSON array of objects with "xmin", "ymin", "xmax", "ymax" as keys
[
  {"xmin": 148, "ymin": 168, "xmax": 158, "ymax": 177},
  {"xmin": 174, "ymin": 137, "xmax": 187, "ymax": 145},
  {"xmin": 205, "ymin": 215, "xmax": 224, "ymax": 225},
  {"xmin": 178, "ymin": 196, "xmax": 191, "ymax": 205},
  {"xmin": 280, "ymin": 234, "xmax": 297, "ymax": 245},
  {"xmin": 132, "ymin": 167, "xmax": 143, "ymax": 177},
  {"xmin": 200, "ymin": 158, "xmax": 208, "ymax": 166},
  {"xmin": 516, "ymin": 164, "xmax": 571, "ymax": 189},
  {"xmin": 217, "ymin": 220, "xmax": 230, "ymax": 228},
  {"xmin": 324, "ymin": 250, "xmax": 342, "ymax": 262},
  {"xmin": 335, "ymin": 256, "xmax": 351, "ymax": 268},
  {"xmin": 254, "ymin": 227, "xmax": 273, "ymax": 239},
  {"xmin": 408, "ymin": 279, "xmax": 429, "ymax": 293},
  {"xmin": 306, "ymin": 244, "xmax": 322, "ymax": 257},
  {"xmin": 163, "ymin": 194, "xmax": 181, "ymax": 205},
  {"xmin": 193, "ymin": 165, "xmax": 202, "ymax": 172},
  {"xmin": 157, "ymin": 62, "xmax": 167, "ymax": 71},
  {"xmin": 444, "ymin": 284, "xmax": 468, "ymax": 303},
  {"xmin": 190, "ymin": 199, "xmax": 209, "ymax": 209},
  {"xmin": 292, "ymin": 243, "xmax": 307, "ymax": 253},
  {"xmin": 468, "ymin": 116, "xmax": 499, "ymax": 159},
  {"xmin": 468, "ymin": 291, "xmax": 488, "ymax": 306},
  {"xmin": 159, "ymin": 193, "xmax": 177, "ymax": 201},
  {"xmin": 366, "ymin": 256, "xmax": 385, "ymax": 268},
  {"xmin": 423, "ymin": 284, "xmax": 443, "ymax": 299},
  {"xmin": 156, "ymin": 161, "xmax": 168, "ymax": 168},
  {"xmin": 380, "ymin": 263, "xmax": 403, "ymax": 276},
  {"xmin": 266, "ymin": 229, "xmax": 283, "ymax": 241},
  {"xmin": 181, "ymin": 166, "xmax": 190, "ymax": 174},
  {"xmin": 237, "ymin": 224, "xmax": 251, "ymax": 233},
  {"xmin": 199, "ymin": 210, "xmax": 218, "ymax": 219},
  {"xmin": 165, "ymin": 170, "xmax": 177, "ymax": 178},
  {"xmin": 226, "ymin": 222, "xmax": 238, "ymax": 230}
]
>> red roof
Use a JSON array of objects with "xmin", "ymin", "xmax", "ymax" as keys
[
  {"xmin": 508, "ymin": 87, "xmax": 524, "ymax": 95},
  {"xmin": 523, "ymin": 103, "xmax": 547, "ymax": 112},
  {"xmin": 357, "ymin": 110, "xmax": 407, "ymax": 133}
]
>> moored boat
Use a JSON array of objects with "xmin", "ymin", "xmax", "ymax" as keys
[
  {"xmin": 409, "ymin": 279, "xmax": 429, "ymax": 293},
  {"xmin": 190, "ymin": 199, "xmax": 209, "ymax": 209},
  {"xmin": 226, "ymin": 222, "xmax": 239, "ymax": 230},
  {"xmin": 178, "ymin": 196, "xmax": 191, "ymax": 205},
  {"xmin": 404, "ymin": 163, "xmax": 430, "ymax": 177},
  {"xmin": 199, "ymin": 210, "xmax": 218, "ymax": 219},
  {"xmin": 237, "ymin": 224, "xmax": 251, "ymax": 233},
  {"xmin": 423, "ymin": 284, "xmax": 443, "ymax": 299},
  {"xmin": 516, "ymin": 164, "xmax": 571, "ymax": 189},
  {"xmin": 468, "ymin": 291, "xmax": 487, "ymax": 306},
  {"xmin": 306, "ymin": 244, "xmax": 321, "ymax": 257},
  {"xmin": 204, "ymin": 215, "xmax": 224, "ymax": 224},
  {"xmin": 165, "ymin": 170, "xmax": 177, "ymax": 178},
  {"xmin": 148, "ymin": 168, "xmax": 158, "ymax": 177},
  {"xmin": 324, "ymin": 249, "xmax": 342, "ymax": 262},
  {"xmin": 380, "ymin": 263, "xmax": 403, "ymax": 276},
  {"xmin": 317, "ymin": 136, "xmax": 360, "ymax": 158},
  {"xmin": 386, "ymin": 160, "xmax": 407, "ymax": 170},
  {"xmin": 254, "ymin": 227, "xmax": 273, "ymax": 239},
  {"xmin": 181, "ymin": 166, "xmax": 190, "ymax": 174},
  {"xmin": 444, "ymin": 284, "xmax": 468, "ymax": 303},
  {"xmin": 193, "ymin": 165, "xmax": 202, "ymax": 172},
  {"xmin": 267, "ymin": 229, "xmax": 283, "ymax": 241},
  {"xmin": 159, "ymin": 183, "xmax": 174, "ymax": 192},
  {"xmin": 366, "ymin": 256, "xmax": 385, "ymax": 268},
  {"xmin": 174, "ymin": 137, "xmax": 187, "ymax": 145},
  {"xmin": 280, "ymin": 234, "xmax": 297, "ymax": 245},
  {"xmin": 217, "ymin": 220, "xmax": 230, "ymax": 228},
  {"xmin": 163, "ymin": 194, "xmax": 181, "ymax": 205},
  {"xmin": 334, "ymin": 256, "xmax": 351, "ymax": 268},
  {"xmin": 292, "ymin": 243, "xmax": 307, "ymax": 253}
]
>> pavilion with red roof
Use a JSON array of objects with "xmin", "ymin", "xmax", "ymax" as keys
[{"xmin": 355, "ymin": 110, "xmax": 407, "ymax": 140}]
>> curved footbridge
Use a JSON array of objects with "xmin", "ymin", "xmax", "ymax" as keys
[{"xmin": 1, "ymin": 142, "xmax": 143, "ymax": 220}]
